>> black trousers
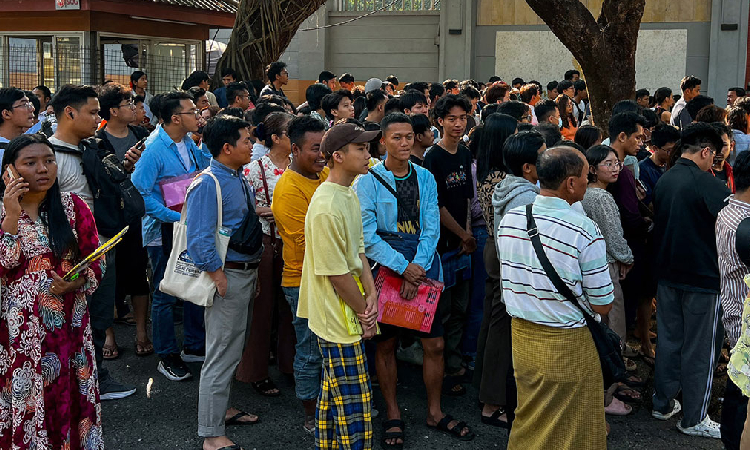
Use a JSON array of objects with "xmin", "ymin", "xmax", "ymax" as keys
[{"xmin": 722, "ymin": 377, "xmax": 748, "ymax": 450}]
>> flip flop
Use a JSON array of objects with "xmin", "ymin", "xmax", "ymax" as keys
[
  {"xmin": 103, "ymin": 343, "xmax": 119, "ymax": 360},
  {"xmin": 136, "ymin": 340, "xmax": 154, "ymax": 357},
  {"xmin": 614, "ymin": 385, "xmax": 642, "ymax": 402},
  {"xmin": 225, "ymin": 411, "xmax": 259, "ymax": 426},
  {"xmin": 251, "ymin": 377, "xmax": 281, "ymax": 397},
  {"xmin": 427, "ymin": 414, "xmax": 475, "ymax": 441}
]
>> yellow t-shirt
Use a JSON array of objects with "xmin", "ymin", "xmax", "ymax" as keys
[
  {"xmin": 298, "ymin": 181, "xmax": 365, "ymax": 344},
  {"xmin": 271, "ymin": 169, "xmax": 327, "ymax": 287}
]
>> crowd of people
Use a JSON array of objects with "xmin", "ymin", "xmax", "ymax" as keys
[{"xmin": 2, "ymin": 62, "xmax": 750, "ymax": 450}]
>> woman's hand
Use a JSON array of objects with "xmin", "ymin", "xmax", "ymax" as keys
[
  {"xmin": 1, "ymin": 176, "xmax": 29, "ymax": 235},
  {"xmin": 49, "ymin": 271, "xmax": 85, "ymax": 296}
]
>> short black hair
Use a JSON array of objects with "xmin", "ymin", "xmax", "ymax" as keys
[
  {"xmin": 695, "ymin": 105, "xmax": 727, "ymax": 124},
  {"xmin": 226, "ymin": 82, "xmax": 249, "ymax": 105},
  {"xmin": 564, "ymin": 70, "xmax": 580, "ymax": 81},
  {"xmin": 181, "ymin": 70, "xmax": 209, "ymax": 90},
  {"xmin": 481, "ymin": 103, "xmax": 501, "ymax": 123},
  {"xmin": 410, "ymin": 113, "xmax": 431, "ymax": 135},
  {"xmin": 187, "ymin": 86, "xmax": 206, "ymax": 103},
  {"xmin": 641, "ymin": 108, "xmax": 659, "ymax": 129},
  {"xmin": 503, "ymin": 130, "xmax": 545, "ymax": 177},
  {"xmin": 366, "ymin": 89, "xmax": 387, "ymax": 112},
  {"xmin": 512, "ymin": 77, "xmax": 525, "ymax": 86},
  {"xmin": 219, "ymin": 107, "xmax": 246, "ymax": 119},
  {"xmin": 338, "ymin": 73, "xmax": 354, "ymax": 83},
  {"xmin": 24, "ymin": 91, "xmax": 39, "ymax": 120},
  {"xmin": 573, "ymin": 80, "xmax": 586, "ymax": 94},
  {"xmin": 384, "ymin": 97, "xmax": 402, "ymax": 116},
  {"xmin": 680, "ymin": 122, "xmax": 723, "ymax": 155},
  {"xmin": 535, "ymin": 123, "xmax": 563, "ymax": 149},
  {"xmin": 460, "ymin": 85, "xmax": 481, "ymax": 100},
  {"xmin": 443, "ymin": 80, "xmax": 459, "ymax": 91},
  {"xmin": 734, "ymin": 150, "xmax": 750, "ymax": 192},
  {"xmin": 130, "ymin": 70, "xmax": 146, "ymax": 85},
  {"xmin": 429, "ymin": 83, "xmax": 445, "ymax": 103},
  {"xmin": 221, "ymin": 67, "xmax": 238, "ymax": 79},
  {"xmin": 497, "ymin": 101, "xmax": 529, "ymax": 122},
  {"xmin": 409, "ymin": 81, "xmax": 429, "ymax": 94},
  {"xmin": 202, "ymin": 115, "xmax": 251, "ymax": 157},
  {"xmin": 535, "ymin": 100, "xmax": 558, "ymax": 123},
  {"xmin": 49, "ymin": 85, "xmax": 98, "ymax": 119},
  {"xmin": 730, "ymin": 87, "xmax": 747, "ymax": 98},
  {"xmin": 133, "ymin": 94, "xmax": 145, "ymax": 106},
  {"xmin": 585, "ymin": 145, "xmax": 617, "ymax": 183},
  {"xmin": 654, "ymin": 87, "xmax": 673, "ymax": 105},
  {"xmin": 160, "ymin": 90, "xmax": 193, "ymax": 125},
  {"xmin": 608, "ymin": 112, "xmax": 647, "ymax": 140},
  {"xmin": 400, "ymin": 91, "xmax": 428, "ymax": 112},
  {"xmin": 612, "ymin": 99, "xmax": 641, "ymax": 116},
  {"xmin": 266, "ymin": 61, "xmax": 287, "ymax": 83},
  {"xmin": 386, "ymin": 75, "xmax": 399, "ymax": 85},
  {"xmin": 306, "ymin": 83, "xmax": 332, "ymax": 111},
  {"xmin": 33, "ymin": 85, "xmax": 52, "ymax": 101},
  {"xmin": 636, "ymin": 88, "xmax": 650, "ymax": 100},
  {"xmin": 558, "ymin": 80, "xmax": 574, "ymax": 93},
  {"xmin": 322, "ymin": 89, "xmax": 353, "ymax": 120},
  {"xmin": 251, "ymin": 101, "xmax": 285, "ymax": 126},
  {"xmin": 546, "ymin": 80, "xmax": 559, "ymax": 92},
  {"xmin": 98, "ymin": 83, "xmax": 132, "ymax": 121},
  {"xmin": 433, "ymin": 94, "xmax": 471, "ymax": 119},
  {"xmin": 729, "ymin": 105, "xmax": 749, "ymax": 133},
  {"xmin": 680, "ymin": 75, "xmax": 701, "ymax": 92},
  {"xmin": 319, "ymin": 71, "xmax": 336, "ymax": 83},
  {"xmin": 149, "ymin": 93, "xmax": 165, "ymax": 121},
  {"xmin": 574, "ymin": 125, "xmax": 603, "ymax": 150},
  {"xmin": 537, "ymin": 146, "xmax": 585, "ymax": 190},
  {"xmin": 686, "ymin": 95, "xmax": 714, "ymax": 121},
  {"xmin": 0, "ymin": 87, "xmax": 27, "ymax": 124},
  {"xmin": 380, "ymin": 112, "xmax": 412, "ymax": 134},
  {"xmin": 489, "ymin": 76, "xmax": 501, "ymax": 83},
  {"xmin": 288, "ymin": 114, "xmax": 326, "ymax": 147}
]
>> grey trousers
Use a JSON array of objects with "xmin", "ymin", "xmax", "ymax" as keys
[
  {"xmin": 652, "ymin": 282, "xmax": 721, "ymax": 428},
  {"xmin": 198, "ymin": 267, "xmax": 258, "ymax": 438}
]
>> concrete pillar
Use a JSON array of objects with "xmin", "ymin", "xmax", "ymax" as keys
[
  {"xmin": 439, "ymin": 0, "xmax": 473, "ymax": 82},
  {"xmin": 707, "ymin": 0, "xmax": 750, "ymax": 102}
]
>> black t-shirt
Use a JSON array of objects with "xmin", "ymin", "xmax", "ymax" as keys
[
  {"xmin": 423, "ymin": 143, "xmax": 473, "ymax": 253},
  {"xmin": 409, "ymin": 154, "xmax": 424, "ymax": 166},
  {"xmin": 391, "ymin": 163, "xmax": 420, "ymax": 235}
]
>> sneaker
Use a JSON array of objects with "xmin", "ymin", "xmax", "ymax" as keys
[
  {"xmin": 181, "ymin": 347, "xmax": 205, "ymax": 363},
  {"xmin": 652, "ymin": 399, "xmax": 681, "ymax": 421},
  {"xmin": 157, "ymin": 354, "xmax": 192, "ymax": 381},
  {"xmin": 677, "ymin": 415, "xmax": 721, "ymax": 438},
  {"xmin": 99, "ymin": 377, "xmax": 137, "ymax": 400}
]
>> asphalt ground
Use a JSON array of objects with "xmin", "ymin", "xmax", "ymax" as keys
[{"xmin": 101, "ymin": 322, "xmax": 727, "ymax": 450}]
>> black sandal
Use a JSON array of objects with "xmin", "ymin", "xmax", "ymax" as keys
[
  {"xmin": 225, "ymin": 411, "xmax": 259, "ymax": 426},
  {"xmin": 481, "ymin": 408, "xmax": 510, "ymax": 429},
  {"xmin": 381, "ymin": 419, "xmax": 405, "ymax": 449},
  {"xmin": 428, "ymin": 414, "xmax": 476, "ymax": 441},
  {"xmin": 251, "ymin": 377, "xmax": 281, "ymax": 397}
]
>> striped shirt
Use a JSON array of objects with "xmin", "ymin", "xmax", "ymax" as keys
[
  {"xmin": 497, "ymin": 195, "xmax": 614, "ymax": 328},
  {"xmin": 716, "ymin": 196, "xmax": 750, "ymax": 347}
]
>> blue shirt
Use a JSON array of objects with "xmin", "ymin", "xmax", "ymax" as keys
[
  {"xmin": 638, "ymin": 157, "xmax": 664, "ymax": 206},
  {"xmin": 131, "ymin": 126, "xmax": 210, "ymax": 246},
  {"xmin": 733, "ymin": 129, "xmax": 750, "ymax": 165},
  {"xmin": 214, "ymin": 87, "xmax": 229, "ymax": 109},
  {"xmin": 185, "ymin": 159, "xmax": 260, "ymax": 272}
]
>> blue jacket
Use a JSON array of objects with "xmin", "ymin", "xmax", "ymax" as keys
[
  {"xmin": 131, "ymin": 126, "xmax": 210, "ymax": 246},
  {"xmin": 354, "ymin": 162, "xmax": 441, "ymax": 279}
]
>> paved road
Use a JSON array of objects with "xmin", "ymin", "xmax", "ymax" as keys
[{"xmin": 102, "ymin": 322, "xmax": 726, "ymax": 450}]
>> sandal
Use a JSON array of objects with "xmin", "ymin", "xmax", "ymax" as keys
[
  {"xmin": 614, "ymin": 384, "xmax": 642, "ymax": 402},
  {"xmin": 427, "ymin": 414, "xmax": 476, "ymax": 441},
  {"xmin": 225, "ymin": 411, "xmax": 259, "ymax": 426},
  {"xmin": 622, "ymin": 374, "xmax": 645, "ymax": 388},
  {"xmin": 136, "ymin": 340, "xmax": 154, "ymax": 357},
  {"xmin": 624, "ymin": 357, "xmax": 637, "ymax": 372},
  {"xmin": 605, "ymin": 397, "xmax": 632, "ymax": 416},
  {"xmin": 381, "ymin": 419, "xmax": 405, "ymax": 449},
  {"xmin": 251, "ymin": 377, "xmax": 281, "ymax": 397},
  {"xmin": 481, "ymin": 408, "xmax": 510, "ymax": 429},
  {"xmin": 102, "ymin": 343, "xmax": 119, "ymax": 360},
  {"xmin": 442, "ymin": 376, "xmax": 466, "ymax": 396},
  {"xmin": 637, "ymin": 349, "xmax": 655, "ymax": 367}
]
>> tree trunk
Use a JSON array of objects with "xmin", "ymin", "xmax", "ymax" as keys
[
  {"xmin": 214, "ymin": 0, "xmax": 327, "ymax": 83},
  {"xmin": 525, "ymin": 0, "xmax": 645, "ymax": 135}
]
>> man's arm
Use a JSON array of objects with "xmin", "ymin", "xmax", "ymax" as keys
[
  {"xmin": 580, "ymin": 235, "xmax": 615, "ymax": 316},
  {"xmin": 329, "ymin": 273, "xmax": 367, "ymax": 314},
  {"xmin": 131, "ymin": 147, "xmax": 181, "ymax": 223},
  {"xmin": 185, "ymin": 175, "xmax": 223, "ymax": 273},
  {"xmin": 412, "ymin": 172, "xmax": 440, "ymax": 272}
]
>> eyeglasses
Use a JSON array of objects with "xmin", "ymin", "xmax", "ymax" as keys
[
  {"xmin": 600, "ymin": 161, "xmax": 622, "ymax": 169},
  {"xmin": 119, "ymin": 101, "xmax": 136, "ymax": 109},
  {"xmin": 12, "ymin": 101, "xmax": 34, "ymax": 110},
  {"xmin": 178, "ymin": 109, "xmax": 200, "ymax": 118}
]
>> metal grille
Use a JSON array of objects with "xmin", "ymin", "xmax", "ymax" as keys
[
  {"xmin": 1, "ymin": 43, "xmax": 198, "ymax": 94},
  {"xmin": 337, "ymin": 0, "xmax": 440, "ymax": 11}
]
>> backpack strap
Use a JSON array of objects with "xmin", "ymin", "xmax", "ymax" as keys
[{"xmin": 736, "ymin": 217, "xmax": 750, "ymax": 267}]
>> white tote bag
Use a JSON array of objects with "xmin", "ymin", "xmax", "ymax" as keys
[{"xmin": 159, "ymin": 170, "xmax": 229, "ymax": 307}]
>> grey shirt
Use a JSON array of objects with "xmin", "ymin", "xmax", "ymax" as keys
[
  {"xmin": 581, "ymin": 186, "xmax": 634, "ymax": 265},
  {"xmin": 105, "ymin": 129, "xmax": 138, "ymax": 162}
]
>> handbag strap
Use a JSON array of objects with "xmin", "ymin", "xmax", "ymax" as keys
[
  {"xmin": 368, "ymin": 166, "xmax": 411, "ymax": 222},
  {"xmin": 180, "ymin": 169, "xmax": 222, "ymax": 231},
  {"xmin": 257, "ymin": 159, "xmax": 276, "ymax": 238},
  {"xmin": 525, "ymin": 204, "xmax": 590, "ymax": 318}
]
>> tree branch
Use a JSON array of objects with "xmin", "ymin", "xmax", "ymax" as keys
[{"xmin": 525, "ymin": 0, "xmax": 601, "ymax": 62}]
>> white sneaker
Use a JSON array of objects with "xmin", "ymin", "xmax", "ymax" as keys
[
  {"xmin": 652, "ymin": 399, "xmax": 681, "ymax": 420},
  {"xmin": 677, "ymin": 415, "xmax": 721, "ymax": 439}
]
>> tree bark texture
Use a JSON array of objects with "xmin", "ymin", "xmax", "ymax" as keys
[
  {"xmin": 215, "ymin": 0, "xmax": 327, "ymax": 83},
  {"xmin": 526, "ymin": 0, "xmax": 646, "ymax": 134}
]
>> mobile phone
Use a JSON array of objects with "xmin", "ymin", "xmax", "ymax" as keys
[
  {"xmin": 637, "ymin": 179, "xmax": 647, "ymax": 191},
  {"xmin": 6, "ymin": 166, "xmax": 14, "ymax": 181},
  {"xmin": 135, "ymin": 137, "xmax": 147, "ymax": 151}
]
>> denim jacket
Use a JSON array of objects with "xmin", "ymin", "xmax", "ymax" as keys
[
  {"xmin": 354, "ymin": 161, "xmax": 441, "ymax": 280},
  {"xmin": 131, "ymin": 126, "xmax": 211, "ymax": 246}
]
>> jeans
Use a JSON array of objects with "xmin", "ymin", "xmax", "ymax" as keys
[
  {"xmin": 282, "ymin": 286, "xmax": 323, "ymax": 401},
  {"xmin": 147, "ymin": 246, "xmax": 205, "ymax": 357},
  {"xmin": 463, "ymin": 225, "xmax": 487, "ymax": 355}
]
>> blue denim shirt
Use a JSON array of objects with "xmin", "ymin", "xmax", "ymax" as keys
[
  {"xmin": 185, "ymin": 159, "xmax": 260, "ymax": 272},
  {"xmin": 131, "ymin": 126, "xmax": 210, "ymax": 246},
  {"xmin": 354, "ymin": 161, "xmax": 442, "ymax": 280}
]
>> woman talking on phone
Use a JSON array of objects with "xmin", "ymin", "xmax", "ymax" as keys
[{"xmin": 0, "ymin": 134, "xmax": 104, "ymax": 450}]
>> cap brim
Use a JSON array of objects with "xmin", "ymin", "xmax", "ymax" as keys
[{"xmin": 352, "ymin": 130, "xmax": 381, "ymax": 143}]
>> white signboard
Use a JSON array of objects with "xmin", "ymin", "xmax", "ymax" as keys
[{"xmin": 56, "ymin": 0, "xmax": 81, "ymax": 10}]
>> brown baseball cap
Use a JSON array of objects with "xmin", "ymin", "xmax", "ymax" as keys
[{"xmin": 320, "ymin": 122, "xmax": 381, "ymax": 160}]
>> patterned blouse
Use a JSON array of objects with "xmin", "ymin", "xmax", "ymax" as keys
[
  {"xmin": 244, "ymin": 154, "xmax": 288, "ymax": 237},
  {"xmin": 477, "ymin": 170, "xmax": 507, "ymax": 236}
]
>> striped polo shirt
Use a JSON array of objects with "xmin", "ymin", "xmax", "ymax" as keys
[
  {"xmin": 716, "ymin": 196, "xmax": 750, "ymax": 347},
  {"xmin": 496, "ymin": 195, "xmax": 614, "ymax": 328}
]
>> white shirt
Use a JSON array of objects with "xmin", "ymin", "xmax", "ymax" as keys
[
  {"xmin": 49, "ymin": 136, "xmax": 95, "ymax": 213},
  {"xmin": 175, "ymin": 141, "xmax": 190, "ymax": 169}
]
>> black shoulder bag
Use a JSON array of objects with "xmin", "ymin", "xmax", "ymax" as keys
[{"xmin": 525, "ymin": 204, "xmax": 626, "ymax": 386}]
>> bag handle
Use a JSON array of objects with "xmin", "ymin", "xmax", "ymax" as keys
[
  {"xmin": 179, "ymin": 169, "xmax": 222, "ymax": 232},
  {"xmin": 524, "ymin": 203, "xmax": 592, "ymax": 319},
  {"xmin": 368, "ymin": 166, "xmax": 410, "ymax": 222},
  {"xmin": 257, "ymin": 159, "xmax": 275, "ymax": 239}
]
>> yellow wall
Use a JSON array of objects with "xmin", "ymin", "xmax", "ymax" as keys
[{"xmin": 477, "ymin": 0, "xmax": 712, "ymax": 26}]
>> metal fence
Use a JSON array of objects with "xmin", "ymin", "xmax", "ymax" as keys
[
  {"xmin": 1, "ymin": 44, "xmax": 198, "ymax": 94},
  {"xmin": 337, "ymin": 0, "xmax": 440, "ymax": 11}
]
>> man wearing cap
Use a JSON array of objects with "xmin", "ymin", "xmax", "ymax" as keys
[
  {"xmin": 365, "ymin": 78, "xmax": 384, "ymax": 94},
  {"xmin": 298, "ymin": 122, "xmax": 381, "ymax": 449}
]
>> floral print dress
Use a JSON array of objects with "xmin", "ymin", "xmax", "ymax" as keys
[
  {"xmin": 244, "ymin": 154, "xmax": 287, "ymax": 238},
  {"xmin": 0, "ymin": 192, "xmax": 103, "ymax": 450}
]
